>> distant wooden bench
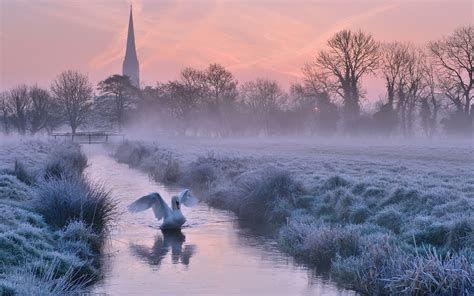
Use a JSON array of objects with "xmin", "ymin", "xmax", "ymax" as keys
[{"xmin": 51, "ymin": 132, "xmax": 125, "ymax": 144}]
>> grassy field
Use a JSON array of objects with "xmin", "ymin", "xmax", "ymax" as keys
[
  {"xmin": 113, "ymin": 137, "xmax": 473, "ymax": 295},
  {"xmin": 0, "ymin": 139, "xmax": 116, "ymax": 295}
]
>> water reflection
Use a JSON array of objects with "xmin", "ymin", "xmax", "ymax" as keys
[
  {"xmin": 130, "ymin": 230, "xmax": 196, "ymax": 268},
  {"xmin": 85, "ymin": 146, "xmax": 355, "ymax": 295}
]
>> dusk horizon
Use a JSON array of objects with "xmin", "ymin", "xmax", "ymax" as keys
[{"xmin": 1, "ymin": 0, "xmax": 472, "ymax": 96}]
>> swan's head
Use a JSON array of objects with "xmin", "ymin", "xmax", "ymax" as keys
[{"xmin": 171, "ymin": 196, "xmax": 180, "ymax": 210}]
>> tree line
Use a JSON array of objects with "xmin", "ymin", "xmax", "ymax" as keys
[{"xmin": 1, "ymin": 25, "xmax": 472, "ymax": 137}]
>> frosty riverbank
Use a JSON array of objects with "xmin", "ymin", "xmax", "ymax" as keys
[
  {"xmin": 113, "ymin": 137, "xmax": 474, "ymax": 295},
  {"xmin": 0, "ymin": 139, "xmax": 116, "ymax": 295}
]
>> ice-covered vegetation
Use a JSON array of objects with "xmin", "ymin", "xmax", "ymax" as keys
[
  {"xmin": 113, "ymin": 138, "xmax": 473, "ymax": 294},
  {"xmin": 0, "ymin": 139, "xmax": 116, "ymax": 295}
]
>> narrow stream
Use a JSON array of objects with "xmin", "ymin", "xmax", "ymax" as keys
[{"xmin": 84, "ymin": 146, "xmax": 354, "ymax": 296}]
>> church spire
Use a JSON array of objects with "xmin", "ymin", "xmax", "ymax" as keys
[
  {"xmin": 125, "ymin": 4, "xmax": 136, "ymax": 58},
  {"xmin": 123, "ymin": 4, "xmax": 140, "ymax": 87}
]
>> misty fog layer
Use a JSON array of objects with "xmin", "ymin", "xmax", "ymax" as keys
[{"xmin": 0, "ymin": 26, "xmax": 473, "ymax": 139}]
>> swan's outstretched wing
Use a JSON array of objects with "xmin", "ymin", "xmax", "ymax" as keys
[
  {"xmin": 178, "ymin": 189, "xmax": 198, "ymax": 207},
  {"xmin": 128, "ymin": 193, "xmax": 172, "ymax": 220},
  {"xmin": 128, "ymin": 193, "xmax": 159, "ymax": 212}
]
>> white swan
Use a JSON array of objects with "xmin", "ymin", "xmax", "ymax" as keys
[{"xmin": 128, "ymin": 189, "xmax": 197, "ymax": 230}]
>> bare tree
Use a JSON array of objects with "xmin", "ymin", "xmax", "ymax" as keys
[
  {"xmin": 397, "ymin": 46, "xmax": 427, "ymax": 136},
  {"xmin": 135, "ymin": 84, "xmax": 174, "ymax": 130},
  {"xmin": 165, "ymin": 87, "xmax": 200, "ymax": 133},
  {"xmin": 178, "ymin": 67, "xmax": 209, "ymax": 112},
  {"xmin": 372, "ymin": 43, "xmax": 409, "ymax": 135},
  {"xmin": 51, "ymin": 70, "xmax": 93, "ymax": 135},
  {"xmin": 419, "ymin": 97, "xmax": 432, "ymax": 136},
  {"xmin": 181, "ymin": 67, "xmax": 207, "ymax": 91},
  {"xmin": 205, "ymin": 64, "xmax": 238, "ymax": 112},
  {"xmin": 301, "ymin": 63, "xmax": 337, "ymax": 98},
  {"xmin": 380, "ymin": 42, "xmax": 411, "ymax": 110},
  {"xmin": 293, "ymin": 65, "xmax": 341, "ymax": 135},
  {"xmin": 315, "ymin": 30, "xmax": 379, "ymax": 121},
  {"xmin": 135, "ymin": 68, "xmax": 209, "ymax": 135},
  {"xmin": 0, "ymin": 92, "xmax": 12, "ymax": 134},
  {"xmin": 29, "ymin": 86, "xmax": 58, "ymax": 134},
  {"xmin": 165, "ymin": 81, "xmax": 197, "ymax": 120},
  {"xmin": 429, "ymin": 25, "xmax": 473, "ymax": 116},
  {"xmin": 422, "ymin": 60, "xmax": 442, "ymax": 136},
  {"xmin": 438, "ymin": 78, "xmax": 465, "ymax": 112},
  {"xmin": 97, "ymin": 74, "xmax": 137, "ymax": 131},
  {"xmin": 204, "ymin": 63, "xmax": 238, "ymax": 135},
  {"xmin": 6, "ymin": 85, "xmax": 30, "ymax": 135},
  {"xmin": 289, "ymin": 83, "xmax": 316, "ymax": 113},
  {"xmin": 240, "ymin": 79, "xmax": 285, "ymax": 134}
]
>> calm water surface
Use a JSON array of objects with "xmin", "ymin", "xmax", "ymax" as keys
[{"xmin": 84, "ymin": 146, "xmax": 354, "ymax": 296}]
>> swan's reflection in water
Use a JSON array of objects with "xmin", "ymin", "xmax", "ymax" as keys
[
  {"xmin": 87, "ymin": 149, "xmax": 354, "ymax": 295},
  {"xmin": 130, "ymin": 230, "xmax": 196, "ymax": 267}
]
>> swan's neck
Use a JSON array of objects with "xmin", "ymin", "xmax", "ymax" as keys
[{"xmin": 171, "ymin": 196, "xmax": 180, "ymax": 210}]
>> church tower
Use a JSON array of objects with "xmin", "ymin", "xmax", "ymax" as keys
[{"xmin": 123, "ymin": 5, "xmax": 139, "ymax": 87}]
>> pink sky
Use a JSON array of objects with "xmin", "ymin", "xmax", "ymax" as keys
[{"xmin": 0, "ymin": 0, "xmax": 472, "ymax": 99}]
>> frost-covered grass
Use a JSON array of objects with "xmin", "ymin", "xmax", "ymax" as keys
[
  {"xmin": 113, "ymin": 137, "xmax": 473, "ymax": 294},
  {"xmin": 0, "ymin": 138, "xmax": 115, "ymax": 295},
  {"xmin": 35, "ymin": 177, "xmax": 116, "ymax": 234},
  {"xmin": 1, "ymin": 257, "xmax": 90, "ymax": 296}
]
